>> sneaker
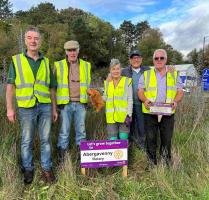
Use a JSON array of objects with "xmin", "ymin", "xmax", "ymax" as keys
[
  {"xmin": 23, "ymin": 170, "xmax": 34, "ymax": 184},
  {"xmin": 42, "ymin": 170, "xmax": 56, "ymax": 184}
]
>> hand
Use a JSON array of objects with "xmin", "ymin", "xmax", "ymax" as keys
[
  {"xmin": 7, "ymin": 109, "xmax": 16, "ymax": 123},
  {"xmin": 172, "ymin": 101, "xmax": 177, "ymax": 110},
  {"xmin": 167, "ymin": 66, "xmax": 175, "ymax": 73},
  {"xmin": 124, "ymin": 115, "xmax": 132, "ymax": 127},
  {"xmin": 87, "ymin": 89, "xmax": 91, "ymax": 95},
  {"xmin": 106, "ymin": 73, "xmax": 112, "ymax": 82},
  {"xmin": 144, "ymin": 99, "xmax": 152, "ymax": 109},
  {"xmin": 52, "ymin": 108, "xmax": 58, "ymax": 123}
]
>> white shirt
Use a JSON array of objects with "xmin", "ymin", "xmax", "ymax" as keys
[{"xmin": 132, "ymin": 67, "xmax": 140, "ymax": 73}]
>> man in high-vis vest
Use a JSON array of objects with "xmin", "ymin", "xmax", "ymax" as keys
[
  {"xmin": 138, "ymin": 49, "xmax": 184, "ymax": 169},
  {"xmin": 54, "ymin": 40, "xmax": 91, "ymax": 162},
  {"xmin": 6, "ymin": 27, "xmax": 58, "ymax": 184}
]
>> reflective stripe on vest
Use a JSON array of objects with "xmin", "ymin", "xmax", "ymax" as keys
[
  {"xmin": 142, "ymin": 69, "xmax": 177, "ymax": 114},
  {"xmin": 54, "ymin": 58, "xmax": 91, "ymax": 105},
  {"xmin": 104, "ymin": 76, "xmax": 132, "ymax": 123},
  {"xmin": 13, "ymin": 53, "xmax": 51, "ymax": 108}
]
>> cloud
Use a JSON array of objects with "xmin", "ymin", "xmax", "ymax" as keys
[
  {"xmin": 10, "ymin": 0, "xmax": 208, "ymax": 57},
  {"xmin": 159, "ymin": 0, "xmax": 209, "ymax": 56}
]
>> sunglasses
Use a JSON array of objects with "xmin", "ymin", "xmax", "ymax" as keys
[
  {"xmin": 154, "ymin": 57, "xmax": 165, "ymax": 61},
  {"xmin": 66, "ymin": 48, "xmax": 77, "ymax": 52}
]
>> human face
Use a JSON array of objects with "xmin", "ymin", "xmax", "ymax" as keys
[
  {"xmin": 130, "ymin": 55, "xmax": 142, "ymax": 69},
  {"xmin": 66, "ymin": 48, "xmax": 79, "ymax": 63},
  {"xmin": 153, "ymin": 51, "xmax": 167, "ymax": 71},
  {"xmin": 110, "ymin": 64, "xmax": 121, "ymax": 79},
  {"xmin": 25, "ymin": 31, "xmax": 41, "ymax": 53}
]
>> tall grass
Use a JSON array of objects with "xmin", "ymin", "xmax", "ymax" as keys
[{"xmin": 0, "ymin": 88, "xmax": 208, "ymax": 200}]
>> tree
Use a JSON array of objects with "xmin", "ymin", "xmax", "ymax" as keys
[
  {"xmin": 58, "ymin": 7, "xmax": 88, "ymax": 24},
  {"xmin": 0, "ymin": 0, "xmax": 12, "ymax": 20},
  {"xmin": 187, "ymin": 48, "xmax": 207, "ymax": 73},
  {"xmin": 120, "ymin": 20, "xmax": 135, "ymax": 52},
  {"xmin": 164, "ymin": 44, "xmax": 183, "ymax": 64},
  {"xmin": 138, "ymin": 28, "xmax": 165, "ymax": 65},
  {"xmin": 135, "ymin": 20, "xmax": 150, "ymax": 42},
  {"xmin": 203, "ymin": 45, "xmax": 209, "ymax": 67},
  {"xmin": 138, "ymin": 28, "xmax": 183, "ymax": 66},
  {"xmin": 15, "ymin": 3, "xmax": 58, "ymax": 25},
  {"xmin": 111, "ymin": 29, "xmax": 128, "ymax": 66}
]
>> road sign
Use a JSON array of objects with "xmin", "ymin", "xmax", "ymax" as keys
[
  {"xmin": 202, "ymin": 69, "xmax": 209, "ymax": 91},
  {"xmin": 203, "ymin": 68, "xmax": 209, "ymax": 77},
  {"xmin": 202, "ymin": 77, "xmax": 209, "ymax": 91}
]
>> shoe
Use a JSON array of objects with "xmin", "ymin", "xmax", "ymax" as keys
[
  {"xmin": 137, "ymin": 143, "xmax": 146, "ymax": 151},
  {"xmin": 23, "ymin": 170, "xmax": 34, "ymax": 184},
  {"xmin": 145, "ymin": 159, "xmax": 157, "ymax": 171},
  {"xmin": 58, "ymin": 148, "xmax": 67, "ymax": 163},
  {"xmin": 76, "ymin": 145, "xmax": 81, "ymax": 161},
  {"xmin": 42, "ymin": 170, "xmax": 56, "ymax": 184}
]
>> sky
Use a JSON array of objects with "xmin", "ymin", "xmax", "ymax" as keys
[{"xmin": 10, "ymin": 0, "xmax": 209, "ymax": 57}]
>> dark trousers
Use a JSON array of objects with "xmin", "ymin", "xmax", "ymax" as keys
[
  {"xmin": 130, "ymin": 104, "xmax": 145, "ymax": 148},
  {"xmin": 144, "ymin": 114, "xmax": 174, "ymax": 164}
]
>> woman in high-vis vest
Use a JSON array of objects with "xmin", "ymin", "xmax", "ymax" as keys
[{"xmin": 104, "ymin": 59, "xmax": 133, "ymax": 140}]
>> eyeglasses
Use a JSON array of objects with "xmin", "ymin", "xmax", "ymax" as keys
[{"xmin": 154, "ymin": 57, "xmax": 165, "ymax": 61}]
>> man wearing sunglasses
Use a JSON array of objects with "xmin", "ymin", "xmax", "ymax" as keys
[
  {"xmin": 138, "ymin": 49, "xmax": 184, "ymax": 168},
  {"xmin": 54, "ymin": 40, "xmax": 91, "ymax": 163}
]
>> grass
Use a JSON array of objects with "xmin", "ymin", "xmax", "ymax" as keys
[{"xmin": 0, "ymin": 87, "xmax": 209, "ymax": 200}]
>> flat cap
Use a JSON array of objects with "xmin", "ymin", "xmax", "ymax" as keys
[{"xmin": 64, "ymin": 40, "xmax": 79, "ymax": 50}]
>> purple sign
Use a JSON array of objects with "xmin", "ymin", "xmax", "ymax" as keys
[
  {"xmin": 150, "ymin": 102, "xmax": 173, "ymax": 115},
  {"xmin": 80, "ymin": 140, "xmax": 128, "ymax": 168}
]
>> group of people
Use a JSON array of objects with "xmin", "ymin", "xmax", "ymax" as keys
[{"xmin": 6, "ymin": 26, "xmax": 184, "ymax": 185}]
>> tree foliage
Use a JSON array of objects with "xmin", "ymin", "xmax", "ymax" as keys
[
  {"xmin": 186, "ymin": 47, "xmax": 209, "ymax": 73},
  {"xmin": 138, "ymin": 28, "xmax": 184, "ymax": 66},
  {"xmin": 0, "ymin": 0, "xmax": 12, "ymax": 20},
  {"xmin": 119, "ymin": 20, "xmax": 150, "ymax": 52},
  {"xmin": 138, "ymin": 28, "xmax": 165, "ymax": 65},
  {"xmin": 1, "ymin": 2, "xmax": 185, "ymax": 73}
]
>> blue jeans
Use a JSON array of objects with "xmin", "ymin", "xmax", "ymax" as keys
[
  {"xmin": 57, "ymin": 102, "xmax": 86, "ymax": 149},
  {"xmin": 19, "ymin": 103, "xmax": 52, "ymax": 171},
  {"xmin": 130, "ymin": 103, "xmax": 145, "ymax": 148}
]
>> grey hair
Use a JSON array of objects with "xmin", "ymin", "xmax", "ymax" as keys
[
  {"xmin": 109, "ymin": 58, "xmax": 120, "ymax": 68},
  {"xmin": 24, "ymin": 26, "xmax": 41, "ymax": 38},
  {"xmin": 153, "ymin": 49, "xmax": 167, "ymax": 59}
]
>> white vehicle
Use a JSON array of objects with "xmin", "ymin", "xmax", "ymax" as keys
[{"xmin": 174, "ymin": 64, "xmax": 198, "ymax": 89}]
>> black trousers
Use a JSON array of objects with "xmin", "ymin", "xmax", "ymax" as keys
[
  {"xmin": 144, "ymin": 114, "xmax": 174, "ymax": 164},
  {"xmin": 130, "ymin": 104, "xmax": 145, "ymax": 148}
]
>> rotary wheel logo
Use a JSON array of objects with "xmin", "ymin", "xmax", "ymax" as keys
[{"xmin": 113, "ymin": 150, "xmax": 123, "ymax": 159}]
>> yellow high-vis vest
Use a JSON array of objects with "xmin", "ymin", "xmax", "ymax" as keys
[
  {"xmin": 13, "ymin": 53, "xmax": 51, "ymax": 108},
  {"xmin": 104, "ymin": 76, "xmax": 132, "ymax": 123},
  {"xmin": 54, "ymin": 58, "xmax": 91, "ymax": 105},
  {"xmin": 142, "ymin": 68, "xmax": 177, "ymax": 114}
]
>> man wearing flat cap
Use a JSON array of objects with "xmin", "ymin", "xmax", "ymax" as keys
[
  {"xmin": 121, "ymin": 50, "xmax": 150, "ymax": 150},
  {"xmin": 54, "ymin": 40, "xmax": 91, "ymax": 162}
]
